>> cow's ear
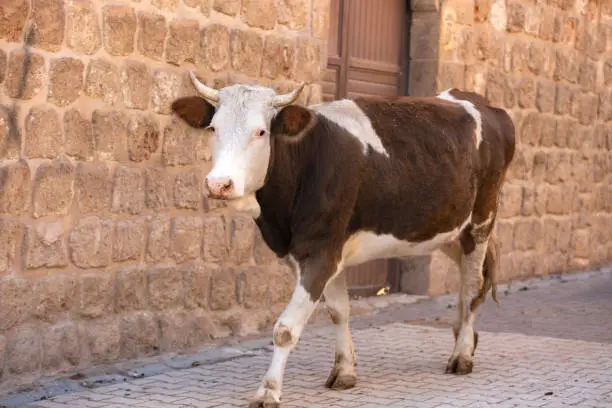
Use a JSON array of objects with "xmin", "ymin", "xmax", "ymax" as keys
[
  {"xmin": 171, "ymin": 96, "xmax": 215, "ymax": 128},
  {"xmin": 271, "ymin": 105, "xmax": 317, "ymax": 143}
]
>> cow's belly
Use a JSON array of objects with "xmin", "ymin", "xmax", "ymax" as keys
[{"xmin": 341, "ymin": 216, "xmax": 470, "ymax": 268}]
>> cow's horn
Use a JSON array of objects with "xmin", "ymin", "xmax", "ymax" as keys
[
  {"xmin": 189, "ymin": 71, "xmax": 220, "ymax": 103},
  {"xmin": 272, "ymin": 82, "xmax": 306, "ymax": 107}
]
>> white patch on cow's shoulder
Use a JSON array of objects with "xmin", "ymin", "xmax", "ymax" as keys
[
  {"xmin": 341, "ymin": 216, "xmax": 472, "ymax": 268},
  {"xmin": 438, "ymin": 89, "xmax": 483, "ymax": 148},
  {"xmin": 310, "ymin": 99, "xmax": 389, "ymax": 157}
]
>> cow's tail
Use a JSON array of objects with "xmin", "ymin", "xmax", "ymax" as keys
[{"xmin": 470, "ymin": 236, "xmax": 500, "ymax": 311}]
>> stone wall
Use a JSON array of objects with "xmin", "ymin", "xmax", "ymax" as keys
[
  {"xmin": 402, "ymin": 0, "xmax": 612, "ymax": 295},
  {"xmin": 0, "ymin": 0, "xmax": 330, "ymax": 387}
]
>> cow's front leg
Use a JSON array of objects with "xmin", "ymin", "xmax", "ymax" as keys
[
  {"xmin": 323, "ymin": 270, "xmax": 357, "ymax": 389},
  {"xmin": 249, "ymin": 255, "xmax": 333, "ymax": 408}
]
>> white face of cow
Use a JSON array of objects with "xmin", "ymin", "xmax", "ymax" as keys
[
  {"xmin": 171, "ymin": 73, "xmax": 306, "ymax": 200},
  {"xmin": 206, "ymin": 85, "xmax": 278, "ymax": 199}
]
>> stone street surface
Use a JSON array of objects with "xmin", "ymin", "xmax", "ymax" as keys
[{"xmin": 16, "ymin": 270, "xmax": 612, "ymax": 407}]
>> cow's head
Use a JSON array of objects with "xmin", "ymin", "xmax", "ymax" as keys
[{"xmin": 171, "ymin": 73, "xmax": 312, "ymax": 200}]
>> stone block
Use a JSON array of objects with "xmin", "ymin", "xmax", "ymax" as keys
[
  {"xmin": 113, "ymin": 219, "xmax": 146, "ymax": 262},
  {"xmin": 524, "ymin": 4, "xmax": 541, "ymax": 36},
  {"xmin": 410, "ymin": 15, "xmax": 440, "ymax": 60},
  {"xmin": 555, "ymin": 83, "xmax": 574, "ymax": 116},
  {"xmin": 184, "ymin": 0, "xmax": 212, "ymax": 14},
  {"xmin": 32, "ymin": 274, "xmax": 77, "ymax": 323},
  {"xmin": 146, "ymin": 214, "xmax": 170, "ymax": 263},
  {"xmin": 605, "ymin": 58, "xmax": 612, "ymax": 86},
  {"xmin": 296, "ymin": 38, "xmax": 320, "ymax": 82},
  {"xmin": 576, "ymin": 20, "xmax": 606, "ymax": 58},
  {"xmin": 506, "ymin": 1, "xmax": 525, "ymax": 32},
  {"xmin": 498, "ymin": 183, "xmax": 522, "ymax": 218},
  {"xmin": 267, "ymin": 261, "xmax": 294, "ymax": 304},
  {"xmin": 166, "ymin": 19, "xmax": 199, "ymax": 66},
  {"xmin": 509, "ymin": 39, "xmax": 530, "ymax": 74},
  {"xmin": 553, "ymin": 12, "xmax": 577, "ymax": 44},
  {"xmin": 199, "ymin": 24, "xmax": 230, "ymax": 72},
  {"xmin": 312, "ymin": 0, "xmax": 331, "ymax": 40},
  {"xmin": 513, "ymin": 219, "xmax": 541, "ymax": 251},
  {"xmin": 519, "ymin": 111, "xmax": 541, "ymax": 146},
  {"xmin": 5, "ymin": 50, "xmax": 45, "ymax": 99},
  {"xmin": 545, "ymin": 151, "xmax": 572, "ymax": 184},
  {"xmin": 408, "ymin": 60, "xmax": 437, "ymax": 97},
  {"xmin": 127, "ymin": 114, "xmax": 159, "ymax": 162},
  {"xmin": 531, "ymin": 151, "xmax": 547, "ymax": 183},
  {"xmin": 7, "ymin": 325, "xmax": 41, "ymax": 375},
  {"xmin": 506, "ymin": 147, "xmax": 533, "ymax": 181},
  {"xmin": 121, "ymin": 60, "xmax": 151, "ymax": 110},
  {"xmin": 147, "ymin": 266, "xmax": 183, "ymax": 310},
  {"xmin": 85, "ymin": 59, "xmax": 120, "ymax": 106},
  {"xmin": 210, "ymin": 267, "xmax": 237, "ymax": 310},
  {"xmin": 174, "ymin": 170, "xmax": 201, "ymax": 210},
  {"xmin": 81, "ymin": 317, "xmax": 120, "ymax": 363},
  {"xmin": 527, "ymin": 42, "xmax": 551, "ymax": 77},
  {"xmin": 25, "ymin": 105, "xmax": 63, "ymax": 158},
  {"xmin": 571, "ymin": 92, "xmax": 598, "ymax": 125},
  {"xmin": 229, "ymin": 215, "xmax": 254, "ymax": 264},
  {"xmin": 66, "ymin": 0, "xmax": 101, "ymax": 55},
  {"xmin": 183, "ymin": 262, "xmax": 212, "ymax": 309},
  {"xmin": 261, "ymin": 36, "xmax": 295, "ymax": 80},
  {"xmin": 24, "ymin": 221, "xmax": 68, "ymax": 269},
  {"xmin": 599, "ymin": 90, "xmax": 612, "ymax": 122},
  {"xmin": 0, "ymin": 160, "xmax": 31, "ymax": 216},
  {"xmin": 230, "ymin": 29, "xmax": 264, "ymax": 77},
  {"xmin": 92, "ymin": 110, "xmax": 128, "ymax": 161},
  {"xmin": 484, "ymin": 68, "xmax": 505, "ymax": 107},
  {"xmin": 138, "ymin": 12, "xmax": 166, "ymax": 60},
  {"xmin": 437, "ymin": 62, "xmax": 466, "ymax": 93},
  {"xmin": 159, "ymin": 308, "xmax": 214, "ymax": 350},
  {"xmin": 152, "ymin": 0, "xmax": 179, "ymax": 11},
  {"xmin": 64, "ymin": 109, "xmax": 94, "ymax": 161},
  {"xmin": 75, "ymin": 163, "xmax": 112, "ymax": 213},
  {"xmin": 237, "ymin": 266, "xmax": 268, "ymax": 309},
  {"xmin": 539, "ymin": 6, "xmax": 555, "ymax": 41},
  {"xmin": 253, "ymin": 231, "xmax": 276, "ymax": 265},
  {"xmin": 0, "ymin": 0, "xmax": 29, "ymax": 41},
  {"xmin": 162, "ymin": 119, "xmax": 197, "ymax": 166},
  {"xmin": 116, "ymin": 266, "xmax": 147, "ymax": 311},
  {"xmin": 0, "ymin": 220, "xmax": 20, "ymax": 274},
  {"xmin": 69, "ymin": 217, "xmax": 112, "ymax": 268},
  {"xmin": 145, "ymin": 168, "xmax": 169, "ymax": 210},
  {"xmin": 30, "ymin": 0, "xmax": 65, "ymax": 51},
  {"xmin": 539, "ymin": 115, "xmax": 556, "ymax": 147},
  {"xmin": 578, "ymin": 58, "xmax": 597, "ymax": 91},
  {"xmin": 0, "ymin": 49, "xmax": 5, "ymax": 83},
  {"xmin": 553, "ymin": 49, "xmax": 579, "ymax": 83},
  {"xmin": 214, "ymin": 0, "xmax": 240, "ymax": 16},
  {"xmin": 242, "ymin": 0, "xmax": 276, "ymax": 29},
  {"xmin": 42, "ymin": 322, "xmax": 80, "ymax": 371},
  {"xmin": 112, "ymin": 166, "xmax": 145, "ymax": 214},
  {"xmin": 536, "ymin": 80, "xmax": 555, "ymax": 113},
  {"xmin": 33, "ymin": 157, "xmax": 76, "ymax": 218},
  {"xmin": 572, "ymin": 229, "xmax": 590, "ymax": 259},
  {"xmin": 103, "ymin": 6, "xmax": 136, "ymax": 56},
  {"xmin": 0, "ymin": 276, "xmax": 31, "ymax": 331},
  {"xmin": 171, "ymin": 216, "xmax": 203, "ymax": 263},
  {"xmin": 151, "ymin": 69, "xmax": 182, "ymax": 114},
  {"xmin": 48, "ymin": 58, "xmax": 84, "ymax": 107},
  {"xmin": 119, "ymin": 311, "xmax": 159, "ymax": 359},
  {"xmin": 202, "ymin": 215, "xmax": 228, "ymax": 262},
  {"xmin": 78, "ymin": 272, "xmax": 115, "ymax": 318}
]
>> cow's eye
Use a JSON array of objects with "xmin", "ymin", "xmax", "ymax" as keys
[
  {"xmin": 207, "ymin": 126, "xmax": 215, "ymax": 133},
  {"xmin": 255, "ymin": 129, "xmax": 267, "ymax": 137}
]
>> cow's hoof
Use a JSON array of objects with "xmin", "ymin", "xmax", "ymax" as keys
[
  {"xmin": 248, "ymin": 395, "xmax": 281, "ymax": 408},
  {"xmin": 325, "ymin": 370, "xmax": 357, "ymax": 390},
  {"xmin": 445, "ymin": 356, "xmax": 473, "ymax": 375}
]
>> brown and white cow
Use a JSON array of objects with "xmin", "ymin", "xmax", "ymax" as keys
[{"xmin": 171, "ymin": 73, "xmax": 516, "ymax": 408}]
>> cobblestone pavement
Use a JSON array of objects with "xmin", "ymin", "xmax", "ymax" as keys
[{"xmin": 13, "ymin": 270, "xmax": 612, "ymax": 407}]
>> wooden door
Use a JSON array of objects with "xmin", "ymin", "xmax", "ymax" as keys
[{"xmin": 323, "ymin": 0, "xmax": 408, "ymax": 297}]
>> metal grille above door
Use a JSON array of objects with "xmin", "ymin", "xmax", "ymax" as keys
[{"xmin": 323, "ymin": 0, "xmax": 409, "ymax": 297}]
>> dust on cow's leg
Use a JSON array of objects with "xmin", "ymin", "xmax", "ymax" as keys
[
  {"xmin": 446, "ymin": 216, "xmax": 495, "ymax": 375},
  {"xmin": 323, "ymin": 270, "xmax": 357, "ymax": 390},
  {"xmin": 249, "ymin": 255, "xmax": 331, "ymax": 408}
]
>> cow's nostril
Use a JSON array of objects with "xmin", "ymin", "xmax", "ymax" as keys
[{"xmin": 222, "ymin": 179, "xmax": 233, "ymax": 191}]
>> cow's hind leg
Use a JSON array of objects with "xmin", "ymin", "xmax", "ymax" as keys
[
  {"xmin": 323, "ymin": 270, "xmax": 357, "ymax": 389},
  {"xmin": 446, "ymin": 218, "xmax": 498, "ymax": 375}
]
